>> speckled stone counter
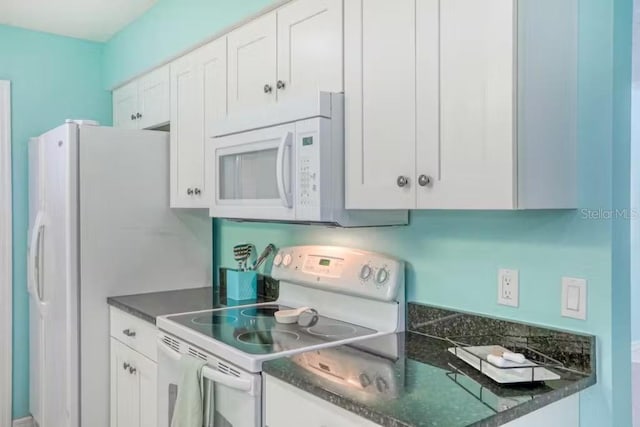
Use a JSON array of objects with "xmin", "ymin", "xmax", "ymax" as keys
[
  {"xmin": 262, "ymin": 303, "xmax": 596, "ymax": 427},
  {"xmin": 107, "ymin": 287, "xmax": 220, "ymax": 324},
  {"xmin": 107, "ymin": 273, "xmax": 279, "ymax": 324}
]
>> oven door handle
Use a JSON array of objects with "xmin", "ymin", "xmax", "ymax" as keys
[
  {"xmin": 158, "ymin": 338, "xmax": 255, "ymax": 395},
  {"xmin": 201, "ymin": 366, "xmax": 253, "ymax": 394},
  {"xmin": 157, "ymin": 339, "xmax": 182, "ymax": 361},
  {"xmin": 276, "ymin": 131, "xmax": 293, "ymax": 208}
]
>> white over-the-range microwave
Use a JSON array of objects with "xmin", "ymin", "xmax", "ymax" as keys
[{"xmin": 209, "ymin": 92, "xmax": 407, "ymax": 227}]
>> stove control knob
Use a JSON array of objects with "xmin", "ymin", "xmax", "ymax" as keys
[
  {"xmin": 273, "ymin": 253, "xmax": 283, "ymax": 267},
  {"xmin": 376, "ymin": 268, "xmax": 390, "ymax": 285},
  {"xmin": 360, "ymin": 264, "xmax": 373, "ymax": 281},
  {"xmin": 359, "ymin": 373, "xmax": 372, "ymax": 388},
  {"xmin": 282, "ymin": 254, "xmax": 293, "ymax": 267},
  {"xmin": 375, "ymin": 377, "xmax": 389, "ymax": 393}
]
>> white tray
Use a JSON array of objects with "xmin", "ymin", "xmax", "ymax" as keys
[{"xmin": 448, "ymin": 345, "xmax": 561, "ymax": 384}]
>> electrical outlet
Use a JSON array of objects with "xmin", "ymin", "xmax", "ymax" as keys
[{"xmin": 498, "ymin": 269, "xmax": 519, "ymax": 307}]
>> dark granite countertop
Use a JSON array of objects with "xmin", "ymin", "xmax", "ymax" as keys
[
  {"xmin": 263, "ymin": 304, "xmax": 596, "ymax": 427},
  {"xmin": 107, "ymin": 287, "xmax": 221, "ymax": 324},
  {"xmin": 107, "ymin": 272, "xmax": 279, "ymax": 324}
]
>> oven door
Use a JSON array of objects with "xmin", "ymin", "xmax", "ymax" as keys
[
  {"xmin": 211, "ymin": 123, "xmax": 296, "ymax": 222},
  {"xmin": 158, "ymin": 338, "xmax": 262, "ymax": 427}
]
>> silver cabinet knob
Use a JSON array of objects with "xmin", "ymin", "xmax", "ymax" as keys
[
  {"xmin": 129, "ymin": 366, "xmax": 137, "ymax": 375},
  {"xmin": 123, "ymin": 362, "xmax": 130, "ymax": 371},
  {"xmin": 122, "ymin": 329, "xmax": 136, "ymax": 337},
  {"xmin": 194, "ymin": 188, "xmax": 201, "ymax": 196},
  {"xmin": 418, "ymin": 175, "xmax": 432, "ymax": 187},
  {"xmin": 130, "ymin": 114, "xmax": 136, "ymax": 121},
  {"xmin": 277, "ymin": 80, "xmax": 286, "ymax": 90},
  {"xmin": 397, "ymin": 176, "xmax": 409, "ymax": 188},
  {"xmin": 187, "ymin": 188, "xmax": 194, "ymax": 196},
  {"xmin": 264, "ymin": 84, "xmax": 273, "ymax": 93},
  {"xmin": 136, "ymin": 112, "xmax": 142, "ymax": 119}
]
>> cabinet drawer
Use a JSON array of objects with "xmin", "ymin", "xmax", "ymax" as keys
[{"xmin": 110, "ymin": 307, "xmax": 158, "ymax": 362}]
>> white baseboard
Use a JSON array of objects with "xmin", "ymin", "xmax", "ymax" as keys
[{"xmin": 12, "ymin": 416, "xmax": 34, "ymax": 427}]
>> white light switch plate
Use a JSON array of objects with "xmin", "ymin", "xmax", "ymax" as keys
[
  {"xmin": 498, "ymin": 269, "xmax": 519, "ymax": 307},
  {"xmin": 561, "ymin": 277, "xmax": 587, "ymax": 320}
]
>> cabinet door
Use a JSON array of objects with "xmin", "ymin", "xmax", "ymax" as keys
[
  {"xmin": 171, "ymin": 39, "xmax": 227, "ymax": 208},
  {"xmin": 276, "ymin": 0, "xmax": 343, "ymax": 102},
  {"xmin": 431, "ymin": 0, "xmax": 516, "ymax": 209},
  {"xmin": 131, "ymin": 349, "xmax": 158, "ymax": 427},
  {"xmin": 110, "ymin": 339, "xmax": 137, "ymax": 427},
  {"xmin": 345, "ymin": 0, "xmax": 416, "ymax": 209},
  {"xmin": 138, "ymin": 65, "xmax": 171, "ymax": 129},
  {"xmin": 227, "ymin": 13, "xmax": 277, "ymax": 114},
  {"xmin": 113, "ymin": 82, "xmax": 139, "ymax": 130}
]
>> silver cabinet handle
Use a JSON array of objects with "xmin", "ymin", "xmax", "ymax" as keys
[
  {"xmin": 194, "ymin": 188, "xmax": 201, "ymax": 196},
  {"xmin": 397, "ymin": 176, "xmax": 409, "ymax": 188},
  {"xmin": 123, "ymin": 362, "xmax": 130, "ymax": 371},
  {"xmin": 136, "ymin": 112, "xmax": 142, "ymax": 119},
  {"xmin": 129, "ymin": 366, "xmax": 137, "ymax": 375},
  {"xmin": 187, "ymin": 188, "xmax": 194, "ymax": 196},
  {"xmin": 277, "ymin": 80, "xmax": 286, "ymax": 90},
  {"xmin": 264, "ymin": 84, "xmax": 273, "ymax": 93},
  {"xmin": 122, "ymin": 329, "xmax": 136, "ymax": 337},
  {"xmin": 130, "ymin": 114, "xmax": 136, "ymax": 121},
  {"xmin": 418, "ymin": 175, "xmax": 432, "ymax": 187}
]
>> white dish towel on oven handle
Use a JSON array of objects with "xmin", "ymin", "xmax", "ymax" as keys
[{"xmin": 170, "ymin": 355, "xmax": 207, "ymax": 427}]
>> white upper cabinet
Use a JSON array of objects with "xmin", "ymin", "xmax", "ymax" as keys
[
  {"xmin": 276, "ymin": 0, "xmax": 343, "ymax": 101},
  {"xmin": 228, "ymin": 0, "xmax": 343, "ymax": 114},
  {"xmin": 113, "ymin": 65, "xmax": 170, "ymax": 130},
  {"xmin": 346, "ymin": 0, "xmax": 578, "ymax": 210},
  {"xmin": 112, "ymin": 81, "xmax": 138, "ymax": 130},
  {"xmin": 227, "ymin": 13, "xmax": 278, "ymax": 114},
  {"xmin": 170, "ymin": 38, "xmax": 227, "ymax": 208},
  {"xmin": 345, "ymin": 0, "xmax": 416, "ymax": 210},
  {"xmin": 138, "ymin": 65, "xmax": 171, "ymax": 130}
]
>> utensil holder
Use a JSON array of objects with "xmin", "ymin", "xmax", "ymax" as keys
[{"xmin": 226, "ymin": 269, "xmax": 258, "ymax": 301}]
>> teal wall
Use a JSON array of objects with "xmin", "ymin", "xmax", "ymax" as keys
[
  {"xmin": 0, "ymin": 25, "xmax": 112, "ymax": 418},
  {"xmin": 102, "ymin": 0, "xmax": 631, "ymax": 425},
  {"xmin": 102, "ymin": 0, "xmax": 275, "ymax": 88}
]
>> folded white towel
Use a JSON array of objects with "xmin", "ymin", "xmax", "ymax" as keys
[{"xmin": 171, "ymin": 355, "xmax": 207, "ymax": 427}]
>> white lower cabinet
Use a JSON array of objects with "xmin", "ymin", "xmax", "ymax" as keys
[
  {"xmin": 110, "ymin": 309, "xmax": 158, "ymax": 427},
  {"xmin": 265, "ymin": 375, "xmax": 381, "ymax": 427}
]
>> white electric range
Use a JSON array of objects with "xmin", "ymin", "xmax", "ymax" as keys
[{"xmin": 156, "ymin": 245, "xmax": 405, "ymax": 427}]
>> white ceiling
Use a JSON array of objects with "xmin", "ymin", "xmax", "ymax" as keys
[{"xmin": 0, "ymin": 0, "xmax": 158, "ymax": 42}]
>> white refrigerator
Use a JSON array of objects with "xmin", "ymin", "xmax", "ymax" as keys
[{"xmin": 27, "ymin": 121, "xmax": 212, "ymax": 427}]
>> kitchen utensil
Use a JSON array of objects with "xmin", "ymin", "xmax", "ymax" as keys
[
  {"xmin": 251, "ymin": 244, "xmax": 276, "ymax": 271},
  {"xmin": 233, "ymin": 244, "xmax": 254, "ymax": 271},
  {"xmin": 275, "ymin": 307, "xmax": 316, "ymax": 324}
]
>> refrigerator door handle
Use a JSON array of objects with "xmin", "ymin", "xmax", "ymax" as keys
[
  {"xmin": 28, "ymin": 212, "xmax": 43, "ymax": 299},
  {"xmin": 28, "ymin": 212, "xmax": 47, "ymax": 315}
]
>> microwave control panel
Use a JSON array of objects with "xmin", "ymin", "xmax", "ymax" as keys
[{"xmin": 297, "ymin": 127, "xmax": 322, "ymax": 219}]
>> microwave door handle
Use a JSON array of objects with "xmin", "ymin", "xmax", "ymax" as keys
[
  {"xmin": 201, "ymin": 366, "xmax": 253, "ymax": 394},
  {"xmin": 276, "ymin": 131, "xmax": 293, "ymax": 208}
]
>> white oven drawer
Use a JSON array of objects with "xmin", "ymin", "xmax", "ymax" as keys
[
  {"xmin": 265, "ymin": 375, "xmax": 381, "ymax": 427},
  {"xmin": 110, "ymin": 307, "xmax": 158, "ymax": 362}
]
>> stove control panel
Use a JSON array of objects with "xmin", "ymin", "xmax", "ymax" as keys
[{"xmin": 272, "ymin": 246, "xmax": 405, "ymax": 302}]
